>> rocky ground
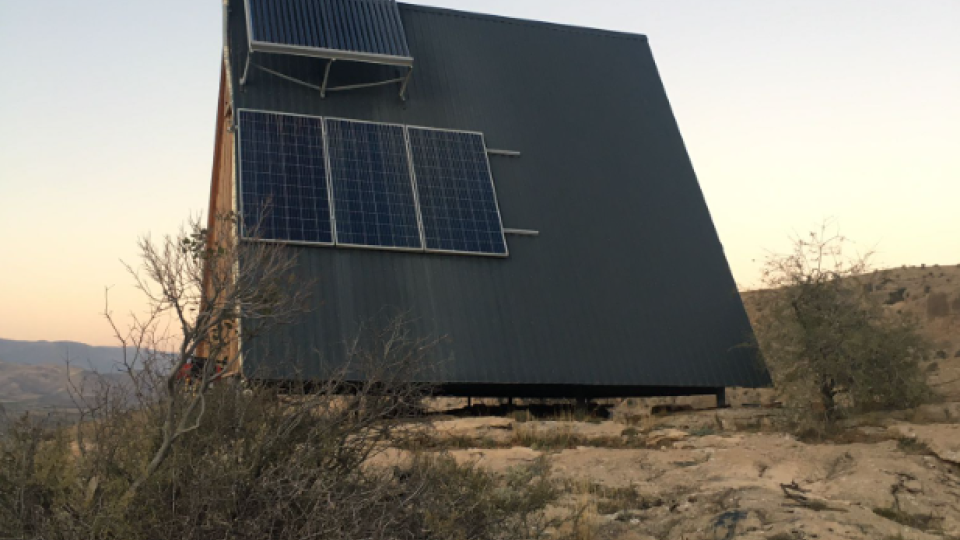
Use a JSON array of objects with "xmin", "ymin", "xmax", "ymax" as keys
[{"xmin": 380, "ymin": 402, "xmax": 960, "ymax": 540}]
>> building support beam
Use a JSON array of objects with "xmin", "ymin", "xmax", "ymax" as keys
[
  {"xmin": 575, "ymin": 395, "xmax": 589, "ymax": 414},
  {"xmin": 715, "ymin": 387, "xmax": 728, "ymax": 409}
]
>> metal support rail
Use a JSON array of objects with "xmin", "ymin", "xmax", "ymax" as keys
[
  {"xmin": 504, "ymin": 229, "xmax": 540, "ymax": 237},
  {"xmin": 487, "ymin": 149, "xmax": 521, "ymax": 157},
  {"xmin": 326, "ymin": 76, "xmax": 410, "ymax": 93},
  {"xmin": 320, "ymin": 59, "xmax": 335, "ymax": 98},
  {"xmin": 240, "ymin": 52, "xmax": 253, "ymax": 86}
]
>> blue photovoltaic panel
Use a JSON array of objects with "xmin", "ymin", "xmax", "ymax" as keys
[
  {"xmin": 407, "ymin": 128, "xmax": 508, "ymax": 255},
  {"xmin": 246, "ymin": 0, "xmax": 412, "ymax": 61},
  {"xmin": 325, "ymin": 119, "xmax": 423, "ymax": 250},
  {"xmin": 238, "ymin": 110, "xmax": 333, "ymax": 244}
]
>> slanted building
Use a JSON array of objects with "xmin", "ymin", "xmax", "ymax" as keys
[{"xmin": 206, "ymin": 0, "xmax": 771, "ymax": 399}]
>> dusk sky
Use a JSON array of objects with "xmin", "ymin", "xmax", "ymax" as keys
[{"xmin": 1, "ymin": 0, "xmax": 957, "ymax": 346}]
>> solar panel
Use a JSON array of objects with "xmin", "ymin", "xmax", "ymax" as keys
[
  {"xmin": 325, "ymin": 119, "xmax": 424, "ymax": 250},
  {"xmin": 245, "ymin": 0, "xmax": 412, "ymax": 64},
  {"xmin": 237, "ymin": 110, "xmax": 333, "ymax": 244},
  {"xmin": 407, "ymin": 128, "xmax": 508, "ymax": 256}
]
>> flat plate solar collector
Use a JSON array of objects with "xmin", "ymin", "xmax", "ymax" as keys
[
  {"xmin": 408, "ymin": 128, "xmax": 508, "ymax": 256},
  {"xmin": 244, "ymin": 0, "xmax": 414, "ymax": 66},
  {"xmin": 325, "ymin": 119, "xmax": 423, "ymax": 250},
  {"xmin": 237, "ymin": 110, "xmax": 334, "ymax": 245}
]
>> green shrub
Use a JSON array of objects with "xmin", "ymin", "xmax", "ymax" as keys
[{"xmin": 752, "ymin": 224, "xmax": 931, "ymax": 423}]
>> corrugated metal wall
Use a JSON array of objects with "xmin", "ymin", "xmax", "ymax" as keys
[{"xmin": 227, "ymin": 2, "xmax": 772, "ymax": 393}]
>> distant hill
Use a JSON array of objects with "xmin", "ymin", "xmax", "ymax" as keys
[
  {"xmin": 0, "ymin": 339, "xmax": 168, "ymax": 419},
  {"xmin": 0, "ymin": 359, "xmax": 128, "ymax": 427},
  {"xmin": 0, "ymin": 339, "xmax": 134, "ymax": 421},
  {"xmin": 0, "ymin": 359, "xmax": 85, "ymax": 408},
  {"xmin": 0, "ymin": 338, "xmax": 128, "ymax": 373}
]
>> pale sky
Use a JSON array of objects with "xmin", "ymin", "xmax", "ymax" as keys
[{"xmin": 1, "ymin": 1, "xmax": 957, "ymax": 346}]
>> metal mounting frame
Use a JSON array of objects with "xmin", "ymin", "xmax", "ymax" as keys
[{"xmin": 240, "ymin": 49, "xmax": 414, "ymax": 100}]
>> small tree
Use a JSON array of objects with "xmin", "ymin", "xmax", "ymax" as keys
[{"xmin": 751, "ymin": 222, "xmax": 930, "ymax": 422}]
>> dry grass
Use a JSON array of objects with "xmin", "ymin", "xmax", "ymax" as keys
[
  {"xmin": 897, "ymin": 437, "xmax": 935, "ymax": 456},
  {"xmin": 571, "ymin": 494, "xmax": 599, "ymax": 540},
  {"xmin": 399, "ymin": 421, "xmax": 651, "ymax": 453},
  {"xmin": 873, "ymin": 507, "xmax": 944, "ymax": 533},
  {"xmin": 689, "ymin": 426, "xmax": 717, "ymax": 437},
  {"xmin": 513, "ymin": 424, "xmax": 581, "ymax": 451},
  {"xmin": 591, "ymin": 485, "xmax": 649, "ymax": 516}
]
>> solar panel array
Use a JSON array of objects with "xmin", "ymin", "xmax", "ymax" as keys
[
  {"xmin": 245, "ymin": 0, "xmax": 412, "ymax": 61},
  {"xmin": 237, "ymin": 110, "xmax": 508, "ymax": 256}
]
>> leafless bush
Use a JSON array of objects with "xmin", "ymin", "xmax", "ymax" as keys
[{"xmin": 752, "ymin": 222, "xmax": 930, "ymax": 424}]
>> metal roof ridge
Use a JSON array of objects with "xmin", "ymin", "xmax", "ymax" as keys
[{"xmin": 396, "ymin": 2, "xmax": 649, "ymax": 42}]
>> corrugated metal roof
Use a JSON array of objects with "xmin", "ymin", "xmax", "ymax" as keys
[
  {"xmin": 245, "ymin": 0, "xmax": 412, "ymax": 61},
  {"xmin": 226, "ymin": 2, "xmax": 772, "ymax": 393}
]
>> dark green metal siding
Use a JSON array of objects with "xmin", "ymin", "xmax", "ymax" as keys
[{"xmin": 227, "ymin": 2, "xmax": 771, "ymax": 393}]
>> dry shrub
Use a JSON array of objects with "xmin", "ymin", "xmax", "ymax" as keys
[
  {"xmin": 0, "ymin": 212, "xmax": 562, "ymax": 540},
  {"xmin": 0, "ymin": 377, "xmax": 560, "ymax": 540},
  {"xmin": 410, "ymin": 454, "xmax": 561, "ymax": 540},
  {"xmin": 0, "ymin": 414, "xmax": 76, "ymax": 537}
]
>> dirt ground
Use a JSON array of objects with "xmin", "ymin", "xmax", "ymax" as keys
[{"xmin": 380, "ymin": 403, "xmax": 960, "ymax": 540}]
